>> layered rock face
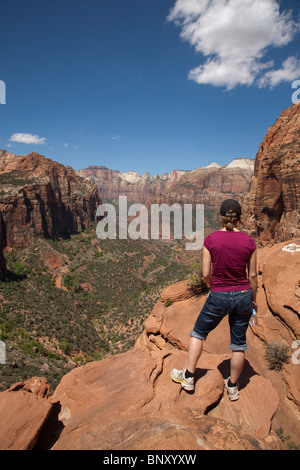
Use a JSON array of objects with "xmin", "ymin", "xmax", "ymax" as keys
[
  {"xmin": 0, "ymin": 240, "xmax": 298, "ymax": 450},
  {"xmin": 0, "ymin": 246, "xmax": 6, "ymax": 280},
  {"xmin": 0, "ymin": 218, "xmax": 6, "ymax": 279},
  {"xmin": 148, "ymin": 161, "xmax": 253, "ymax": 213},
  {"xmin": 247, "ymin": 103, "xmax": 300, "ymax": 242},
  {"xmin": 77, "ymin": 159, "xmax": 254, "ymax": 210},
  {"xmin": 77, "ymin": 166, "xmax": 191, "ymax": 203},
  {"xmin": 0, "ymin": 150, "xmax": 101, "ymax": 247}
]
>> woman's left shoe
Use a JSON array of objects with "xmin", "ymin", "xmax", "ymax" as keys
[{"xmin": 171, "ymin": 368, "xmax": 194, "ymax": 391}]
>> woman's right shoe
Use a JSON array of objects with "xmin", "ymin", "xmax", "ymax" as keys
[{"xmin": 225, "ymin": 377, "xmax": 240, "ymax": 401}]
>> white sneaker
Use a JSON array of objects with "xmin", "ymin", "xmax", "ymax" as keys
[
  {"xmin": 226, "ymin": 377, "xmax": 240, "ymax": 401},
  {"xmin": 171, "ymin": 368, "xmax": 194, "ymax": 391}
]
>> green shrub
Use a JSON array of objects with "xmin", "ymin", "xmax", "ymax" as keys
[
  {"xmin": 186, "ymin": 262, "xmax": 209, "ymax": 295},
  {"xmin": 276, "ymin": 427, "xmax": 300, "ymax": 450},
  {"xmin": 265, "ymin": 342, "xmax": 289, "ymax": 371}
]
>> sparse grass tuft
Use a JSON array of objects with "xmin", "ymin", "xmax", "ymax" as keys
[{"xmin": 265, "ymin": 342, "xmax": 289, "ymax": 371}]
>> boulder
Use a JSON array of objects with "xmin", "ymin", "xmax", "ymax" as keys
[
  {"xmin": 258, "ymin": 238, "xmax": 300, "ymax": 337},
  {"xmin": 0, "ymin": 377, "xmax": 51, "ymax": 450},
  {"xmin": 160, "ymin": 280, "xmax": 195, "ymax": 303}
]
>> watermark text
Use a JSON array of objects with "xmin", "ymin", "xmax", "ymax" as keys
[
  {"xmin": 291, "ymin": 80, "xmax": 300, "ymax": 104},
  {"xmin": 291, "ymin": 340, "xmax": 300, "ymax": 365},
  {"xmin": 0, "ymin": 341, "xmax": 6, "ymax": 364},
  {"xmin": 96, "ymin": 197, "xmax": 204, "ymax": 250},
  {"xmin": 0, "ymin": 80, "xmax": 6, "ymax": 104}
]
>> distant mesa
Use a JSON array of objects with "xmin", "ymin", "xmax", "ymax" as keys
[
  {"xmin": 206, "ymin": 162, "xmax": 220, "ymax": 168},
  {"xmin": 88, "ymin": 165, "xmax": 108, "ymax": 170},
  {"xmin": 226, "ymin": 158, "xmax": 255, "ymax": 170},
  {"xmin": 77, "ymin": 157, "xmax": 255, "ymax": 211}
]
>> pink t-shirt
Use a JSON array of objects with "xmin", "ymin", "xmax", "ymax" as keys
[{"xmin": 203, "ymin": 230, "xmax": 256, "ymax": 292}]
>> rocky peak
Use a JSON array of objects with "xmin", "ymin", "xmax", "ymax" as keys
[
  {"xmin": 246, "ymin": 103, "xmax": 300, "ymax": 242},
  {"xmin": 0, "ymin": 150, "xmax": 101, "ymax": 247},
  {"xmin": 226, "ymin": 158, "xmax": 255, "ymax": 170}
]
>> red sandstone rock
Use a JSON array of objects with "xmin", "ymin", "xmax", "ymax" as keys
[
  {"xmin": 48, "ymin": 348, "xmax": 283, "ymax": 450},
  {"xmin": 209, "ymin": 375, "xmax": 279, "ymax": 439},
  {"xmin": 258, "ymin": 238, "xmax": 300, "ymax": 337},
  {"xmin": 246, "ymin": 103, "xmax": 300, "ymax": 243},
  {"xmin": 45, "ymin": 240, "xmax": 299, "ymax": 450},
  {"xmin": 137, "ymin": 242, "xmax": 300, "ymax": 447},
  {"xmin": 135, "ymin": 294, "xmax": 283, "ymax": 442},
  {"xmin": 0, "ymin": 150, "xmax": 101, "ymax": 247},
  {"xmin": 160, "ymin": 280, "xmax": 194, "ymax": 303},
  {"xmin": 1, "ymin": 244, "xmax": 295, "ymax": 450},
  {"xmin": 0, "ymin": 377, "xmax": 51, "ymax": 450},
  {"xmin": 9, "ymin": 376, "xmax": 50, "ymax": 398}
]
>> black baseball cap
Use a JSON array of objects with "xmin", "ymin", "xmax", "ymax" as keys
[{"xmin": 220, "ymin": 199, "xmax": 242, "ymax": 217}]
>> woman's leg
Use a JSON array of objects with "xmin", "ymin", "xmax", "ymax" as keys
[
  {"xmin": 229, "ymin": 291, "xmax": 252, "ymax": 383},
  {"xmin": 186, "ymin": 292, "xmax": 227, "ymax": 374},
  {"xmin": 230, "ymin": 350, "xmax": 245, "ymax": 384},
  {"xmin": 186, "ymin": 336, "xmax": 203, "ymax": 373}
]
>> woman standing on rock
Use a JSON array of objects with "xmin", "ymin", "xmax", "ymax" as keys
[{"xmin": 171, "ymin": 199, "xmax": 258, "ymax": 401}]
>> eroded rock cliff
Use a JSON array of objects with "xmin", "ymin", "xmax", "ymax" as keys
[
  {"xmin": 247, "ymin": 103, "xmax": 300, "ymax": 242},
  {"xmin": 0, "ymin": 150, "xmax": 101, "ymax": 247}
]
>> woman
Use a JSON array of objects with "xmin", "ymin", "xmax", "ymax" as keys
[{"xmin": 171, "ymin": 199, "xmax": 258, "ymax": 401}]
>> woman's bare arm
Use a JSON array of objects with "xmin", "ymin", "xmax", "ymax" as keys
[
  {"xmin": 202, "ymin": 246, "xmax": 212, "ymax": 286},
  {"xmin": 247, "ymin": 249, "xmax": 258, "ymax": 310}
]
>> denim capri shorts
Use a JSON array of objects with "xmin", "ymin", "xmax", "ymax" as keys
[{"xmin": 190, "ymin": 290, "xmax": 253, "ymax": 351}]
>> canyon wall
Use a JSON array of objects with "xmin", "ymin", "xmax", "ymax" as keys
[
  {"xmin": 246, "ymin": 103, "xmax": 300, "ymax": 242},
  {"xmin": 0, "ymin": 150, "xmax": 101, "ymax": 247},
  {"xmin": 77, "ymin": 159, "xmax": 254, "ymax": 211}
]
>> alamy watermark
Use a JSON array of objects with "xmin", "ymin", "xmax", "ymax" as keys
[
  {"xmin": 0, "ymin": 80, "xmax": 6, "ymax": 104},
  {"xmin": 96, "ymin": 196, "xmax": 204, "ymax": 250},
  {"xmin": 292, "ymin": 340, "xmax": 300, "ymax": 365},
  {"xmin": 0, "ymin": 341, "xmax": 5, "ymax": 364},
  {"xmin": 291, "ymin": 80, "xmax": 300, "ymax": 104}
]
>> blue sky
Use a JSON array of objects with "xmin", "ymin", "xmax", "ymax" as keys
[{"xmin": 0, "ymin": 0, "xmax": 299, "ymax": 175}]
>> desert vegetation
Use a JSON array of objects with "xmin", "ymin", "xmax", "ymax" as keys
[{"xmin": 0, "ymin": 224, "xmax": 195, "ymax": 392}]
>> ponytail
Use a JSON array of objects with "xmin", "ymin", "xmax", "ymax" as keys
[{"xmin": 219, "ymin": 211, "xmax": 241, "ymax": 231}]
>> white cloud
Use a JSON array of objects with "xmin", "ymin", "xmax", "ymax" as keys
[
  {"xmin": 9, "ymin": 133, "xmax": 46, "ymax": 145},
  {"xmin": 112, "ymin": 135, "xmax": 120, "ymax": 140},
  {"xmin": 168, "ymin": 0, "xmax": 300, "ymax": 89},
  {"xmin": 63, "ymin": 142, "xmax": 79, "ymax": 149},
  {"xmin": 258, "ymin": 56, "xmax": 300, "ymax": 88}
]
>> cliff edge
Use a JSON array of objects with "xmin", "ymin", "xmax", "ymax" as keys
[{"xmin": 0, "ymin": 239, "xmax": 299, "ymax": 450}]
